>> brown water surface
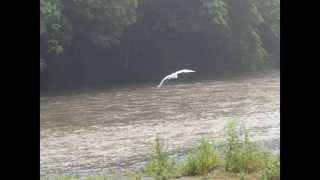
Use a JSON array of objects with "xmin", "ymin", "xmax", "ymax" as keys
[{"xmin": 40, "ymin": 71, "xmax": 280, "ymax": 177}]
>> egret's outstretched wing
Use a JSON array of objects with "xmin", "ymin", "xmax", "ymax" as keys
[
  {"xmin": 157, "ymin": 74, "xmax": 172, "ymax": 88},
  {"xmin": 157, "ymin": 69, "xmax": 196, "ymax": 88},
  {"xmin": 175, "ymin": 69, "xmax": 196, "ymax": 74}
]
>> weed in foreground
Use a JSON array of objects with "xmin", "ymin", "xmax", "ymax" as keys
[
  {"xmin": 143, "ymin": 137, "xmax": 176, "ymax": 180},
  {"xmin": 126, "ymin": 171, "xmax": 143, "ymax": 180},
  {"xmin": 224, "ymin": 120, "xmax": 263, "ymax": 173},
  {"xmin": 83, "ymin": 175, "xmax": 115, "ymax": 180},
  {"xmin": 52, "ymin": 176, "xmax": 78, "ymax": 180},
  {"xmin": 181, "ymin": 138, "xmax": 221, "ymax": 176},
  {"xmin": 224, "ymin": 120, "xmax": 280, "ymax": 180},
  {"xmin": 259, "ymin": 153, "xmax": 280, "ymax": 180}
]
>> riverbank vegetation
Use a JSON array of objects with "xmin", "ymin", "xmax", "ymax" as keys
[
  {"xmin": 44, "ymin": 121, "xmax": 279, "ymax": 180},
  {"xmin": 138, "ymin": 120, "xmax": 279, "ymax": 180},
  {"xmin": 40, "ymin": 0, "xmax": 279, "ymax": 92}
]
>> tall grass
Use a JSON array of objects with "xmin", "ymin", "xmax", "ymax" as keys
[
  {"xmin": 125, "ymin": 171, "xmax": 143, "ymax": 180},
  {"xmin": 224, "ymin": 120, "xmax": 280, "ymax": 179},
  {"xmin": 84, "ymin": 175, "xmax": 115, "ymax": 180},
  {"xmin": 224, "ymin": 120, "xmax": 265, "ymax": 173},
  {"xmin": 259, "ymin": 153, "xmax": 280, "ymax": 180},
  {"xmin": 143, "ymin": 137, "xmax": 177, "ymax": 179},
  {"xmin": 142, "ymin": 137, "xmax": 222, "ymax": 178},
  {"xmin": 181, "ymin": 138, "xmax": 221, "ymax": 176},
  {"xmin": 142, "ymin": 120, "xmax": 279, "ymax": 179}
]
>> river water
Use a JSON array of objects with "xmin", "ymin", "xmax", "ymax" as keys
[{"xmin": 40, "ymin": 71, "xmax": 280, "ymax": 178}]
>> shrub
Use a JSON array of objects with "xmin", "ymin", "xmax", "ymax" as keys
[
  {"xmin": 126, "ymin": 171, "xmax": 142, "ymax": 180},
  {"xmin": 143, "ymin": 137, "xmax": 176, "ymax": 180},
  {"xmin": 224, "ymin": 120, "xmax": 280, "ymax": 180},
  {"xmin": 259, "ymin": 153, "xmax": 280, "ymax": 180},
  {"xmin": 224, "ymin": 120, "xmax": 265, "ymax": 173},
  {"xmin": 181, "ymin": 138, "xmax": 221, "ymax": 176}
]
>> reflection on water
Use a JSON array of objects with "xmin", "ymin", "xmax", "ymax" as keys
[{"xmin": 40, "ymin": 71, "xmax": 280, "ymax": 177}]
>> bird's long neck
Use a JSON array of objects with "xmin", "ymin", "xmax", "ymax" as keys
[
  {"xmin": 157, "ymin": 75, "xmax": 171, "ymax": 88},
  {"xmin": 157, "ymin": 78, "xmax": 167, "ymax": 88}
]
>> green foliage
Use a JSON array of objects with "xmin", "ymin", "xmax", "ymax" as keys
[
  {"xmin": 224, "ymin": 120, "xmax": 280, "ymax": 180},
  {"xmin": 126, "ymin": 171, "xmax": 143, "ymax": 180},
  {"xmin": 47, "ymin": 39, "xmax": 63, "ymax": 55},
  {"xmin": 202, "ymin": 0, "xmax": 229, "ymax": 29},
  {"xmin": 253, "ymin": 0, "xmax": 280, "ymax": 36},
  {"xmin": 40, "ymin": 0, "xmax": 280, "ymax": 89},
  {"xmin": 241, "ymin": 26, "xmax": 269, "ymax": 71},
  {"xmin": 40, "ymin": 0, "xmax": 62, "ymax": 34},
  {"xmin": 52, "ymin": 176, "xmax": 78, "ymax": 180},
  {"xmin": 40, "ymin": 0, "xmax": 279, "ymax": 57},
  {"xmin": 259, "ymin": 153, "xmax": 280, "ymax": 180},
  {"xmin": 143, "ymin": 137, "xmax": 222, "ymax": 179},
  {"xmin": 83, "ymin": 175, "xmax": 115, "ymax": 180},
  {"xmin": 181, "ymin": 138, "xmax": 221, "ymax": 176},
  {"xmin": 40, "ymin": 0, "xmax": 137, "ymax": 59},
  {"xmin": 143, "ymin": 137, "xmax": 176, "ymax": 179},
  {"xmin": 40, "ymin": 0, "xmax": 73, "ymax": 59},
  {"xmin": 248, "ymin": 0, "xmax": 265, "ymax": 25},
  {"xmin": 40, "ymin": 0, "xmax": 62, "ymax": 54},
  {"xmin": 62, "ymin": 0, "xmax": 137, "ymax": 47},
  {"xmin": 239, "ymin": 172, "xmax": 248, "ymax": 180},
  {"xmin": 224, "ymin": 120, "xmax": 264, "ymax": 173},
  {"xmin": 137, "ymin": 0, "xmax": 230, "ymax": 33}
]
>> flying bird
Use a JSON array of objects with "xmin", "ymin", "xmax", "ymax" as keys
[{"xmin": 157, "ymin": 69, "xmax": 196, "ymax": 88}]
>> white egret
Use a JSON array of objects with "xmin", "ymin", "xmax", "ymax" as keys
[{"xmin": 157, "ymin": 69, "xmax": 195, "ymax": 88}]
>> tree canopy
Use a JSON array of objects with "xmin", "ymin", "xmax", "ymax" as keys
[{"xmin": 40, "ymin": 0, "xmax": 280, "ymax": 91}]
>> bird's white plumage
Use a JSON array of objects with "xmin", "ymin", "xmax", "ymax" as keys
[{"xmin": 157, "ymin": 69, "xmax": 195, "ymax": 88}]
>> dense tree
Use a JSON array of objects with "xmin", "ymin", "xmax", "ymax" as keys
[
  {"xmin": 40, "ymin": 0, "xmax": 138, "ymax": 89},
  {"xmin": 40, "ymin": 0, "xmax": 280, "ymax": 91}
]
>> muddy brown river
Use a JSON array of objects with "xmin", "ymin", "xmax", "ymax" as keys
[{"xmin": 40, "ymin": 71, "xmax": 280, "ymax": 178}]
